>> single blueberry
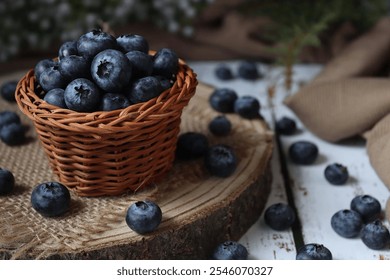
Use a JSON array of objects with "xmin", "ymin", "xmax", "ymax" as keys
[
  {"xmin": 64, "ymin": 78, "xmax": 101, "ymax": 112},
  {"xmin": 275, "ymin": 116, "xmax": 297, "ymax": 135},
  {"xmin": 58, "ymin": 40, "xmax": 78, "ymax": 60},
  {"xmin": 91, "ymin": 49, "xmax": 132, "ymax": 93},
  {"xmin": 155, "ymin": 75, "xmax": 174, "ymax": 92},
  {"xmin": 215, "ymin": 64, "xmax": 234, "ymax": 80},
  {"xmin": 204, "ymin": 144, "xmax": 237, "ymax": 178},
  {"xmin": 237, "ymin": 61, "xmax": 261, "ymax": 80},
  {"xmin": 350, "ymin": 195, "xmax": 381, "ymax": 223},
  {"xmin": 288, "ymin": 141, "xmax": 318, "ymax": 165},
  {"xmin": 0, "ymin": 111, "xmax": 21, "ymax": 129},
  {"xmin": 100, "ymin": 92, "xmax": 131, "ymax": 111},
  {"xmin": 76, "ymin": 29, "xmax": 117, "ymax": 62},
  {"xmin": 208, "ymin": 115, "xmax": 232, "ymax": 136},
  {"xmin": 212, "ymin": 241, "xmax": 248, "ymax": 260},
  {"xmin": 58, "ymin": 55, "xmax": 90, "ymax": 81},
  {"xmin": 264, "ymin": 203, "xmax": 296, "ymax": 231},
  {"xmin": 209, "ymin": 88, "xmax": 238, "ymax": 113},
  {"xmin": 126, "ymin": 50, "xmax": 153, "ymax": 78},
  {"xmin": 360, "ymin": 220, "xmax": 390, "ymax": 250},
  {"xmin": 296, "ymin": 243, "xmax": 332, "ymax": 260},
  {"xmin": 0, "ymin": 168, "xmax": 15, "ymax": 195},
  {"xmin": 175, "ymin": 132, "xmax": 209, "ymax": 160},
  {"xmin": 125, "ymin": 200, "xmax": 162, "ymax": 234},
  {"xmin": 0, "ymin": 123, "xmax": 27, "ymax": 146},
  {"xmin": 234, "ymin": 96, "xmax": 261, "ymax": 119},
  {"xmin": 117, "ymin": 34, "xmax": 149, "ymax": 54},
  {"xmin": 331, "ymin": 209, "xmax": 363, "ymax": 238},
  {"xmin": 43, "ymin": 88, "xmax": 67, "ymax": 109},
  {"xmin": 39, "ymin": 65, "xmax": 68, "ymax": 92},
  {"xmin": 127, "ymin": 76, "xmax": 162, "ymax": 104},
  {"xmin": 34, "ymin": 59, "xmax": 57, "ymax": 82},
  {"xmin": 152, "ymin": 48, "xmax": 179, "ymax": 79},
  {"xmin": 324, "ymin": 163, "xmax": 349, "ymax": 185},
  {"xmin": 1, "ymin": 80, "xmax": 18, "ymax": 102},
  {"xmin": 31, "ymin": 181, "xmax": 71, "ymax": 217}
]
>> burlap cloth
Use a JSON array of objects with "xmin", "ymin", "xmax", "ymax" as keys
[{"xmin": 284, "ymin": 17, "xmax": 390, "ymax": 219}]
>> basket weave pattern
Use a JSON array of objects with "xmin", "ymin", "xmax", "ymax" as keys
[{"xmin": 15, "ymin": 62, "xmax": 197, "ymax": 196}]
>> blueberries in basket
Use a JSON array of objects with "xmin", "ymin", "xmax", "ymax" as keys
[
  {"xmin": 126, "ymin": 50, "xmax": 153, "ymax": 79},
  {"xmin": 117, "ymin": 34, "xmax": 149, "ymax": 54},
  {"xmin": 0, "ymin": 123, "xmax": 28, "ymax": 146},
  {"xmin": 125, "ymin": 200, "xmax": 162, "ymax": 234},
  {"xmin": 0, "ymin": 111, "xmax": 20, "ymax": 129},
  {"xmin": 215, "ymin": 64, "xmax": 234, "ymax": 80},
  {"xmin": 0, "ymin": 168, "xmax": 15, "ymax": 195},
  {"xmin": 58, "ymin": 40, "xmax": 78, "ymax": 60},
  {"xmin": 152, "ymin": 48, "xmax": 179, "ymax": 79},
  {"xmin": 234, "ymin": 96, "xmax": 260, "ymax": 119},
  {"xmin": 275, "ymin": 116, "xmax": 297, "ymax": 135},
  {"xmin": 39, "ymin": 65, "xmax": 68, "ymax": 92},
  {"xmin": 296, "ymin": 243, "xmax": 332, "ymax": 260},
  {"xmin": 288, "ymin": 141, "xmax": 318, "ymax": 165},
  {"xmin": 209, "ymin": 88, "xmax": 238, "ymax": 113},
  {"xmin": 237, "ymin": 61, "xmax": 260, "ymax": 80},
  {"xmin": 34, "ymin": 59, "xmax": 57, "ymax": 82},
  {"xmin": 1, "ymin": 80, "xmax": 18, "ymax": 102},
  {"xmin": 204, "ymin": 144, "xmax": 237, "ymax": 178},
  {"xmin": 176, "ymin": 132, "xmax": 209, "ymax": 160},
  {"xmin": 212, "ymin": 241, "xmax": 248, "ymax": 260},
  {"xmin": 331, "ymin": 209, "xmax": 363, "ymax": 238},
  {"xmin": 64, "ymin": 78, "xmax": 101, "ymax": 112},
  {"xmin": 360, "ymin": 220, "xmax": 390, "ymax": 250},
  {"xmin": 264, "ymin": 202, "xmax": 296, "ymax": 231},
  {"xmin": 127, "ymin": 76, "xmax": 162, "ymax": 104},
  {"xmin": 58, "ymin": 55, "xmax": 90, "ymax": 81},
  {"xmin": 43, "ymin": 88, "xmax": 67, "ymax": 109},
  {"xmin": 324, "ymin": 163, "xmax": 349, "ymax": 185},
  {"xmin": 350, "ymin": 195, "xmax": 381, "ymax": 223},
  {"xmin": 76, "ymin": 29, "xmax": 117, "ymax": 62},
  {"xmin": 91, "ymin": 49, "xmax": 132, "ymax": 93},
  {"xmin": 100, "ymin": 93, "xmax": 131, "ymax": 111},
  {"xmin": 208, "ymin": 115, "xmax": 232, "ymax": 137}
]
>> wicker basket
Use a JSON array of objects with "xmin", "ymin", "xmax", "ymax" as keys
[{"xmin": 15, "ymin": 57, "xmax": 197, "ymax": 197}]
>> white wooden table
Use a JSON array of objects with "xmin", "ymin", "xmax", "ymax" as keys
[{"xmin": 189, "ymin": 60, "xmax": 390, "ymax": 260}]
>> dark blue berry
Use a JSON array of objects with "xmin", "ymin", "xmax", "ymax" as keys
[
  {"xmin": 350, "ymin": 195, "xmax": 381, "ymax": 223},
  {"xmin": 208, "ymin": 115, "xmax": 232, "ymax": 136},
  {"xmin": 0, "ymin": 123, "xmax": 27, "ymax": 146},
  {"xmin": 237, "ymin": 61, "xmax": 260, "ymax": 80},
  {"xmin": 204, "ymin": 144, "xmax": 237, "ymax": 177},
  {"xmin": 209, "ymin": 88, "xmax": 238, "ymax": 113},
  {"xmin": 324, "ymin": 163, "xmax": 349, "ymax": 185},
  {"xmin": 215, "ymin": 64, "xmax": 234, "ymax": 80},
  {"xmin": 288, "ymin": 141, "xmax": 318, "ymax": 165},
  {"xmin": 64, "ymin": 78, "xmax": 101, "ymax": 112},
  {"xmin": 125, "ymin": 51, "xmax": 153, "ymax": 78},
  {"xmin": 331, "ymin": 209, "xmax": 363, "ymax": 238},
  {"xmin": 58, "ymin": 40, "xmax": 78, "ymax": 60},
  {"xmin": 125, "ymin": 200, "xmax": 162, "ymax": 234},
  {"xmin": 117, "ymin": 34, "xmax": 149, "ymax": 54},
  {"xmin": 275, "ymin": 116, "xmax": 297, "ymax": 135},
  {"xmin": 31, "ymin": 181, "xmax": 71, "ymax": 217},
  {"xmin": 234, "ymin": 96, "xmax": 260, "ymax": 119},
  {"xmin": 58, "ymin": 55, "xmax": 90, "ymax": 81},
  {"xmin": 176, "ymin": 132, "xmax": 209, "ymax": 160},
  {"xmin": 100, "ymin": 93, "xmax": 131, "ymax": 111},
  {"xmin": 152, "ymin": 48, "xmax": 179, "ymax": 79},
  {"xmin": 127, "ymin": 76, "xmax": 162, "ymax": 104},
  {"xmin": 155, "ymin": 76, "xmax": 174, "ymax": 92},
  {"xmin": 34, "ymin": 59, "xmax": 56, "ymax": 82},
  {"xmin": 296, "ymin": 243, "xmax": 332, "ymax": 260},
  {"xmin": 43, "ymin": 88, "xmax": 67, "ymax": 108},
  {"xmin": 212, "ymin": 241, "xmax": 248, "ymax": 260},
  {"xmin": 1, "ymin": 80, "xmax": 18, "ymax": 102},
  {"xmin": 360, "ymin": 220, "xmax": 390, "ymax": 250},
  {"xmin": 0, "ymin": 111, "xmax": 21, "ymax": 129},
  {"xmin": 0, "ymin": 168, "xmax": 15, "ymax": 195},
  {"xmin": 264, "ymin": 203, "xmax": 296, "ymax": 230},
  {"xmin": 77, "ymin": 29, "xmax": 117, "ymax": 62},
  {"xmin": 39, "ymin": 65, "xmax": 68, "ymax": 92}
]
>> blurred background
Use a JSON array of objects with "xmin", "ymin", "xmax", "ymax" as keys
[{"xmin": 1, "ymin": 0, "xmax": 390, "ymax": 74}]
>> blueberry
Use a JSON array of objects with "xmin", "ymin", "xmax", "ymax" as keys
[
  {"xmin": 264, "ymin": 203, "xmax": 296, "ymax": 231},
  {"xmin": 234, "ymin": 96, "xmax": 261, "ymax": 119},
  {"xmin": 204, "ymin": 144, "xmax": 237, "ymax": 178},
  {"xmin": 208, "ymin": 115, "xmax": 232, "ymax": 136},
  {"xmin": 39, "ymin": 65, "xmax": 68, "ymax": 92},
  {"xmin": 100, "ymin": 93, "xmax": 131, "ymax": 111},
  {"xmin": 0, "ymin": 111, "xmax": 21, "ymax": 129},
  {"xmin": 209, "ymin": 88, "xmax": 238, "ymax": 113},
  {"xmin": 360, "ymin": 220, "xmax": 390, "ymax": 250},
  {"xmin": 152, "ymin": 48, "xmax": 179, "ymax": 79},
  {"xmin": 1, "ymin": 80, "xmax": 18, "ymax": 102},
  {"xmin": 0, "ymin": 168, "xmax": 15, "ymax": 195},
  {"xmin": 155, "ymin": 75, "xmax": 174, "ymax": 92},
  {"xmin": 175, "ymin": 132, "xmax": 209, "ymax": 160},
  {"xmin": 91, "ymin": 49, "xmax": 132, "ymax": 93},
  {"xmin": 43, "ymin": 88, "xmax": 67, "ymax": 109},
  {"xmin": 212, "ymin": 241, "xmax": 248, "ymax": 260},
  {"xmin": 64, "ymin": 78, "xmax": 101, "ymax": 112},
  {"xmin": 117, "ymin": 34, "xmax": 149, "ymax": 54},
  {"xmin": 58, "ymin": 40, "xmax": 78, "ymax": 60},
  {"xmin": 237, "ymin": 61, "xmax": 260, "ymax": 80},
  {"xmin": 350, "ymin": 195, "xmax": 381, "ymax": 223},
  {"xmin": 331, "ymin": 209, "xmax": 363, "ymax": 238},
  {"xmin": 127, "ymin": 76, "xmax": 162, "ymax": 104},
  {"xmin": 58, "ymin": 55, "xmax": 90, "ymax": 81},
  {"xmin": 275, "ymin": 116, "xmax": 297, "ymax": 135},
  {"xmin": 34, "ymin": 59, "xmax": 56, "ymax": 82},
  {"xmin": 324, "ymin": 163, "xmax": 349, "ymax": 185},
  {"xmin": 288, "ymin": 141, "xmax": 318, "ymax": 165},
  {"xmin": 76, "ymin": 29, "xmax": 117, "ymax": 62},
  {"xmin": 215, "ymin": 64, "xmax": 234, "ymax": 80},
  {"xmin": 125, "ymin": 50, "xmax": 153, "ymax": 78},
  {"xmin": 0, "ymin": 123, "xmax": 27, "ymax": 146},
  {"xmin": 125, "ymin": 200, "xmax": 162, "ymax": 234},
  {"xmin": 296, "ymin": 243, "xmax": 332, "ymax": 260}
]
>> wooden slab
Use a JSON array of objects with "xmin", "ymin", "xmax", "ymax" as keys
[{"xmin": 0, "ymin": 74, "xmax": 273, "ymax": 259}]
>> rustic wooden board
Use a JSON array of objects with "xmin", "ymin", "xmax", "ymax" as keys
[{"xmin": 0, "ymin": 73, "xmax": 273, "ymax": 259}]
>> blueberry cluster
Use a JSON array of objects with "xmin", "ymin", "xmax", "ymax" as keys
[
  {"xmin": 35, "ymin": 29, "xmax": 178, "ymax": 112},
  {"xmin": 214, "ymin": 61, "xmax": 263, "ymax": 81},
  {"xmin": 0, "ymin": 111, "xmax": 28, "ymax": 146}
]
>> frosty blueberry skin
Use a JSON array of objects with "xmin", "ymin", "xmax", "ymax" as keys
[
  {"xmin": 208, "ymin": 115, "xmax": 232, "ymax": 137},
  {"xmin": 330, "ymin": 209, "xmax": 363, "ymax": 238},
  {"xmin": 288, "ymin": 141, "xmax": 318, "ymax": 165},
  {"xmin": 350, "ymin": 195, "xmax": 381, "ymax": 223},
  {"xmin": 233, "ymin": 96, "xmax": 261, "ymax": 119},
  {"xmin": 212, "ymin": 241, "xmax": 248, "ymax": 260},
  {"xmin": 43, "ymin": 88, "xmax": 67, "ymax": 109},
  {"xmin": 204, "ymin": 144, "xmax": 237, "ymax": 178},
  {"xmin": 31, "ymin": 182, "xmax": 71, "ymax": 217},
  {"xmin": 64, "ymin": 78, "xmax": 101, "ymax": 112},
  {"xmin": 117, "ymin": 34, "xmax": 149, "ymax": 54},
  {"xmin": 209, "ymin": 88, "xmax": 238, "ymax": 113},
  {"xmin": 324, "ymin": 163, "xmax": 349, "ymax": 185},
  {"xmin": 125, "ymin": 200, "xmax": 162, "ymax": 234},
  {"xmin": 296, "ymin": 243, "xmax": 332, "ymax": 260},
  {"xmin": 264, "ymin": 203, "xmax": 296, "ymax": 231},
  {"xmin": 77, "ymin": 29, "xmax": 117, "ymax": 62},
  {"xmin": 360, "ymin": 220, "xmax": 390, "ymax": 250}
]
